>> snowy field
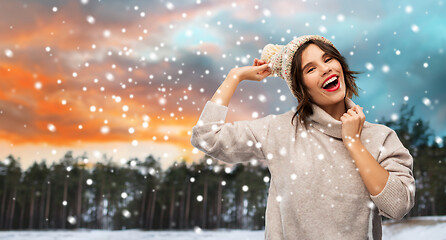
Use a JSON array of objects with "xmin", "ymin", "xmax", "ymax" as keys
[
  {"xmin": 1, "ymin": 216, "xmax": 445, "ymax": 240},
  {"xmin": 382, "ymin": 216, "xmax": 446, "ymax": 240}
]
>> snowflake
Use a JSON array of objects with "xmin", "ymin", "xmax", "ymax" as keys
[
  {"xmin": 122, "ymin": 210, "xmax": 131, "ymax": 218},
  {"xmin": 34, "ymin": 82, "xmax": 42, "ymax": 89},
  {"xmin": 319, "ymin": 25, "xmax": 327, "ymax": 33},
  {"xmin": 103, "ymin": 30, "xmax": 111, "ymax": 38},
  {"xmin": 100, "ymin": 126, "xmax": 110, "ymax": 134},
  {"xmin": 47, "ymin": 123, "xmax": 56, "ymax": 132},
  {"xmin": 196, "ymin": 195, "xmax": 203, "ymax": 202},
  {"xmin": 86, "ymin": 15, "xmax": 95, "ymax": 24},
  {"xmin": 258, "ymin": 94, "xmax": 267, "ymax": 103},
  {"xmin": 86, "ymin": 179, "xmax": 93, "ymax": 185},
  {"xmin": 422, "ymin": 97, "xmax": 431, "ymax": 106},
  {"xmin": 266, "ymin": 153, "xmax": 273, "ymax": 160},
  {"xmin": 279, "ymin": 147, "xmax": 287, "ymax": 156}
]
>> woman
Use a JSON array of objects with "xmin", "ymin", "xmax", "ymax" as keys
[{"xmin": 190, "ymin": 35, "xmax": 415, "ymax": 239}]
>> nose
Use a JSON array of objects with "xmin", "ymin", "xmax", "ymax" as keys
[{"xmin": 320, "ymin": 63, "xmax": 331, "ymax": 77}]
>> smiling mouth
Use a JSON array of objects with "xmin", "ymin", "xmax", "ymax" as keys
[{"xmin": 322, "ymin": 75, "xmax": 340, "ymax": 92}]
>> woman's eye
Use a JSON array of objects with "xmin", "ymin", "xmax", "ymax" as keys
[
  {"xmin": 325, "ymin": 57, "xmax": 333, "ymax": 63},
  {"xmin": 307, "ymin": 67, "xmax": 315, "ymax": 73}
]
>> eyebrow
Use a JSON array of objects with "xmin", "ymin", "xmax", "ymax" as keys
[{"xmin": 302, "ymin": 52, "xmax": 330, "ymax": 72}]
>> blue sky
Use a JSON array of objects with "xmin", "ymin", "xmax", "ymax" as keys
[{"xmin": 171, "ymin": 0, "xmax": 446, "ymax": 142}]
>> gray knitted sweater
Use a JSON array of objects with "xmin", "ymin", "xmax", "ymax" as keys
[{"xmin": 190, "ymin": 98, "xmax": 415, "ymax": 240}]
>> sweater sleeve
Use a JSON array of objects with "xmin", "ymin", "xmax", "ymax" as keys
[
  {"xmin": 190, "ymin": 101, "xmax": 272, "ymax": 164},
  {"xmin": 370, "ymin": 129, "xmax": 415, "ymax": 220}
]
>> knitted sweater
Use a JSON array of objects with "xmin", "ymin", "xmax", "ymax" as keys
[{"xmin": 190, "ymin": 98, "xmax": 415, "ymax": 240}]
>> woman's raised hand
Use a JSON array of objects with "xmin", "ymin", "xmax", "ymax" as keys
[
  {"xmin": 340, "ymin": 104, "xmax": 366, "ymax": 146},
  {"xmin": 228, "ymin": 58, "xmax": 271, "ymax": 82}
]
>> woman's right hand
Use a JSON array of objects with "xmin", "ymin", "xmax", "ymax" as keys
[{"xmin": 228, "ymin": 58, "xmax": 271, "ymax": 82}]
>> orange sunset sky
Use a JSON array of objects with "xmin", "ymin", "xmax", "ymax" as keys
[{"xmin": 0, "ymin": 0, "xmax": 280, "ymax": 169}]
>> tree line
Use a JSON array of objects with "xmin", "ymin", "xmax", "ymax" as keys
[
  {"xmin": 0, "ymin": 152, "xmax": 271, "ymax": 230},
  {"xmin": 0, "ymin": 103, "xmax": 445, "ymax": 230}
]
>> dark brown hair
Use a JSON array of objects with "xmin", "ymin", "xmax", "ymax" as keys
[{"xmin": 290, "ymin": 40, "xmax": 360, "ymax": 131}]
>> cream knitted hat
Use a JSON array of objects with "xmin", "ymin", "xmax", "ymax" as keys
[{"xmin": 260, "ymin": 35, "xmax": 336, "ymax": 99}]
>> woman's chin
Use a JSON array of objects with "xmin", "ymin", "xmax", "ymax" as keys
[{"xmin": 325, "ymin": 91, "xmax": 345, "ymax": 104}]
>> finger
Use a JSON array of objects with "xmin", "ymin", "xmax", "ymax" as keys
[
  {"xmin": 353, "ymin": 105, "xmax": 363, "ymax": 114},
  {"xmin": 354, "ymin": 105, "xmax": 362, "ymax": 113},
  {"xmin": 347, "ymin": 109, "xmax": 357, "ymax": 116},
  {"xmin": 352, "ymin": 106, "xmax": 363, "ymax": 119},
  {"xmin": 258, "ymin": 68, "xmax": 271, "ymax": 76},
  {"xmin": 256, "ymin": 58, "xmax": 262, "ymax": 66},
  {"xmin": 257, "ymin": 64, "xmax": 270, "ymax": 71},
  {"xmin": 257, "ymin": 69, "xmax": 271, "ymax": 78},
  {"xmin": 358, "ymin": 108, "xmax": 366, "ymax": 121}
]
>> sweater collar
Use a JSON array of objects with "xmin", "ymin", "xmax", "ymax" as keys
[{"xmin": 307, "ymin": 98, "xmax": 357, "ymax": 139}]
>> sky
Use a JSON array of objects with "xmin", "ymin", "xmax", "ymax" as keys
[{"xmin": 0, "ymin": 0, "xmax": 445, "ymax": 170}]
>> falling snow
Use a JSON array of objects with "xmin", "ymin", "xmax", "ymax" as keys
[
  {"xmin": 365, "ymin": 62, "xmax": 374, "ymax": 71},
  {"xmin": 47, "ymin": 124, "xmax": 56, "ymax": 132},
  {"xmin": 0, "ymin": 4, "xmax": 445, "ymax": 235},
  {"xmin": 4, "ymin": 49, "xmax": 13, "ymax": 57}
]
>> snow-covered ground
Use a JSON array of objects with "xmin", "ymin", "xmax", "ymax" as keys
[
  {"xmin": 0, "ymin": 229, "xmax": 263, "ymax": 240},
  {"xmin": 382, "ymin": 216, "xmax": 446, "ymax": 240},
  {"xmin": 1, "ymin": 216, "xmax": 445, "ymax": 240}
]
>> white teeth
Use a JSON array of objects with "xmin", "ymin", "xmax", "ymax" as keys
[{"xmin": 322, "ymin": 76, "xmax": 338, "ymax": 88}]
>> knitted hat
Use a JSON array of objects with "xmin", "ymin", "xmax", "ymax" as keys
[{"xmin": 260, "ymin": 35, "xmax": 336, "ymax": 99}]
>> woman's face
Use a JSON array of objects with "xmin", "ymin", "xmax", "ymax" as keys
[{"xmin": 300, "ymin": 44, "xmax": 346, "ymax": 108}]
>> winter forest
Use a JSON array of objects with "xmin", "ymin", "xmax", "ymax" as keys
[{"xmin": 1, "ymin": 104, "xmax": 445, "ymax": 231}]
